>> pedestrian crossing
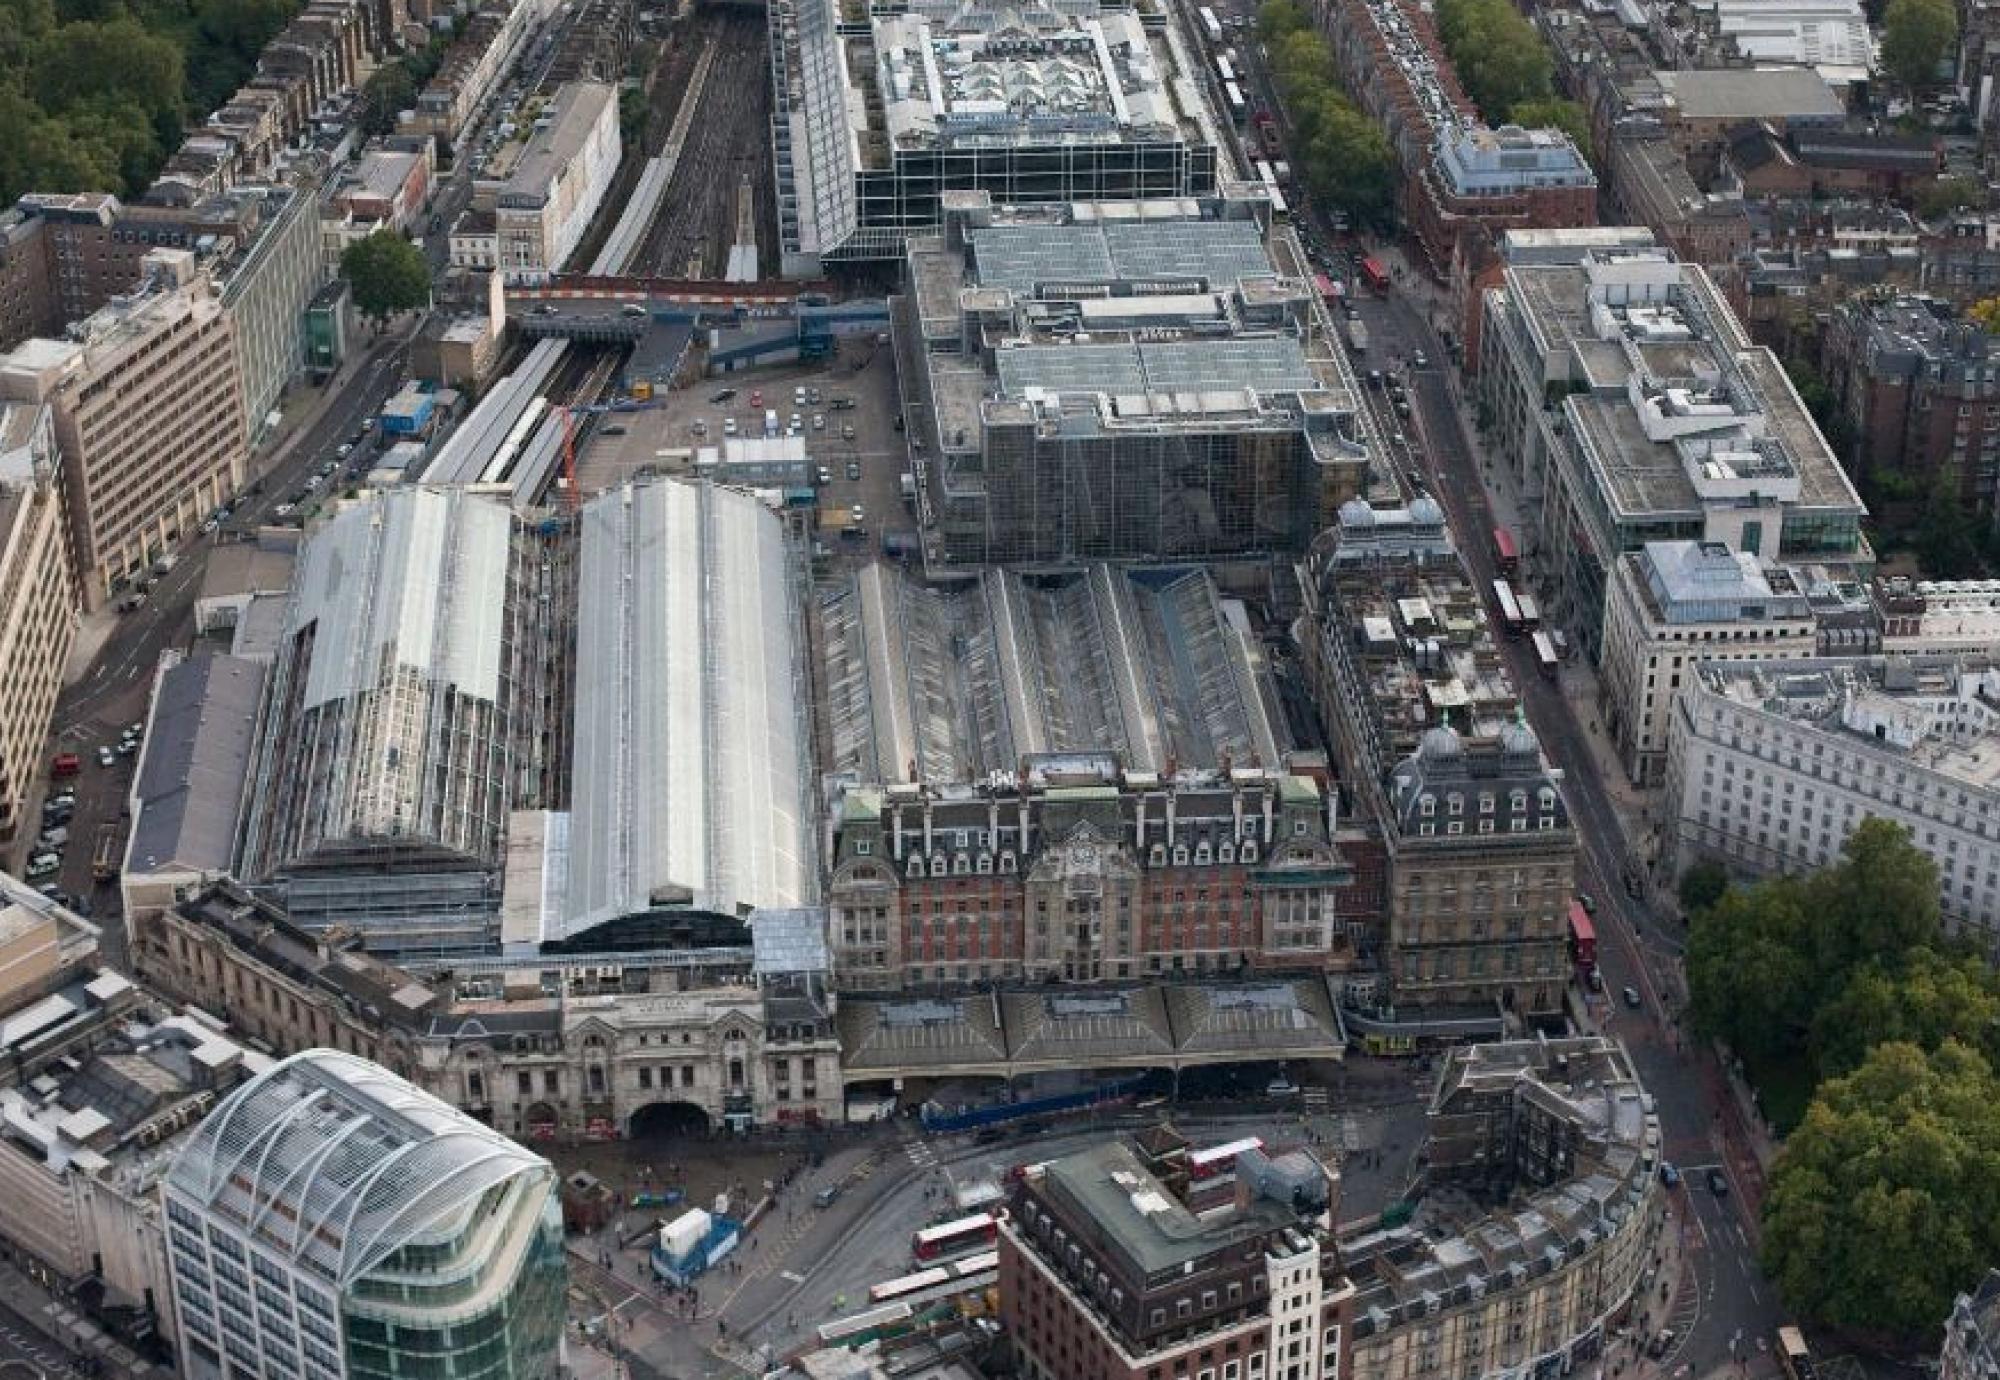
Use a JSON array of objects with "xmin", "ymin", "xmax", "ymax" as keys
[{"xmin": 904, "ymin": 1140, "xmax": 938, "ymax": 1170}]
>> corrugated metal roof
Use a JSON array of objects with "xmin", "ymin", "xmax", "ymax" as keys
[
  {"xmin": 289, "ymin": 488, "xmax": 513, "ymax": 711},
  {"xmin": 127, "ymin": 653, "xmax": 265, "ymax": 876},
  {"xmin": 560, "ymin": 480, "xmax": 811, "ymax": 939}
]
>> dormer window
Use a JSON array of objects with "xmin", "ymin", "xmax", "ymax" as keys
[
  {"xmin": 1447, "ymin": 794, "xmax": 1464, "ymax": 816},
  {"xmin": 1479, "ymin": 793, "xmax": 1495, "ymax": 814},
  {"xmin": 1420, "ymin": 796, "xmax": 1436, "ymax": 817}
]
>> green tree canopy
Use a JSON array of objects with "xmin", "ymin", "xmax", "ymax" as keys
[
  {"xmin": 1257, "ymin": 12, "xmax": 1399, "ymax": 230},
  {"xmin": 1258, "ymin": 0, "xmax": 1310, "ymax": 41},
  {"xmin": 1916, "ymin": 471, "xmax": 1983, "ymax": 578},
  {"xmin": 1435, "ymin": 0, "xmax": 1552, "ymax": 121},
  {"xmin": 1676, "ymin": 859, "xmax": 1729, "ymax": 916},
  {"xmin": 1810, "ymin": 949, "xmax": 2000, "ymax": 1079},
  {"xmin": 1882, "ymin": 0, "xmax": 1958, "ymax": 95},
  {"xmin": 1508, "ymin": 97, "xmax": 1591, "ymax": 159},
  {"xmin": 361, "ymin": 61, "xmax": 415, "ymax": 138},
  {"xmin": 1763, "ymin": 1040, "xmax": 2000, "ymax": 1339},
  {"xmin": 341, "ymin": 230, "xmax": 430, "ymax": 324}
]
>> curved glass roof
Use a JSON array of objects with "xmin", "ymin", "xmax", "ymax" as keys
[{"xmin": 166, "ymin": 1050, "xmax": 551, "ymax": 1287}]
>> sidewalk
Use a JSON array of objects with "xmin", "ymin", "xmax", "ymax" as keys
[{"xmin": 0, "ymin": 1255, "xmax": 171, "ymax": 1378}]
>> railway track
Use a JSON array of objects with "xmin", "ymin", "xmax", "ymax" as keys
[{"xmin": 637, "ymin": 9, "xmax": 774, "ymax": 278}]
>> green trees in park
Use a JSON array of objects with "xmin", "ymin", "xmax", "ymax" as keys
[
  {"xmin": 1256, "ymin": 0, "xmax": 1395, "ymax": 228},
  {"xmin": 1881, "ymin": 0, "xmax": 1958, "ymax": 97},
  {"xmin": 1686, "ymin": 819, "xmax": 2000, "ymax": 1337},
  {"xmin": 0, "ymin": 0, "xmax": 301, "ymax": 205},
  {"xmin": 1762, "ymin": 1041, "xmax": 2000, "ymax": 1340},
  {"xmin": 340, "ymin": 230, "xmax": 431, "ymax": 325}
]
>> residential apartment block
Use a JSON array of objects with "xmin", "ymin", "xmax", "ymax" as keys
[
  {"xmin": 1824, "ymin": 295, "xmax": 2000, "ymax": 533},
  {"xmin": 1299, "ymin": 498, "xmax": 1576, "ymax": 1020},
  {"xmin": 0, "ymin": 404, "xmax": 75, "ymax": 841},
  {"xmin": 1664, "ymin": 656, "xmax": 2000, "ymax": 949},
  {"xmin": 1600, "ymin": 541, "xmax": 1818, "ymax": 784},
  {"xmin": 0, "ymin": 250, "xmax": 248, "ymax": 609},
  {"xmin": 491, "ymin": 80, "xmax": 621, "ymax": 279}
]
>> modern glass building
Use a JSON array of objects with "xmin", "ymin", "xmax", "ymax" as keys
[{"xmin": 163, "ymin": 1049, "xmax": 566, "ymax": 1380}]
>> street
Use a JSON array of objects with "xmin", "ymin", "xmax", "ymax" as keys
[{"xmin": 1344, "ymin": 278, "xmax": 1789, "ymax": 1379}]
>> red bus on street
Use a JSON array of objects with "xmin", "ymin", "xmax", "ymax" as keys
[
  {"xmin": 1360, "ymin": 257, "xmax": 1390, "ymax": 293},
  {"xmin": 1492, "ymin": 526, "xmax": 1518, "ymax": 576},
  {"xmin": 1568, "ymin": 900, "xmax": 1598, "ymax": 976},
  {"xmin": 912, "ymin": 1213, "xmax": 999, "ymax": 1262}
]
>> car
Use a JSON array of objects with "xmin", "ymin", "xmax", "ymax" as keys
[
  {"xmin": 96, "ymin": 748, "xmax": 114, "ymax": 768},
  {"xmin": 115, "ymin": 740, "xmax": 137, "ymax": 758},
  {"xmin": 198, "ymin": 518, "xmax": 218, "ymax": 536},
  {"xmin": 793, "ymin": 387, "xmax": 807, "ymax": 405},
  {"xmin": 1646, "ymin": 1330, "xmax": 1676, "ymax": 1359},
  {"xmin": 37, "ymin": 828, "xmax": 67, "ymax": 850},
  {"xmin": 1659, "ymin": 1162, "xmax": 1681, "ymax": 1188},
  {"xmin": 829, "ymin": 398, "xmax": 856, "ymax": 411},
  {"xmin": 303, "ymin": 476, "xmax": 322, "ymax": 493},
  {"xmin": 275, "ymin": 503, "xmax": 296, "ymax": 518},
  {"xmin": 723, "ymin": 418, "xmax": 739, "ymax": 436},
  {"xmin": 1621, "ymin": 985, "xmax": 1642, "ymax": 1009},
  {"xmin": 710, "ymin": 388, "xmax": 737, "ymax": 404},
  {"xmin": 24, "ymin": 857, "xmax": 57, "ymax": 880},
  {"xmin": 845, "ymin": 461, "xmax": 861, "ymax": 481},
  {"xmin": 812, "ymin": 413, "xmax": 825, "ymax": 431},
  {"xmin": 533, "ymin": 303, "xmax": 558, "ymax": 316},
  {"xmin": 1412, "ymin": 350, "xmax": 1429, "ymax": 368},
  {"xmin": 46, "ymin": 789, "xmax": 75, "ymax": 807},
  {"xmin": 816, "ymin": 466, "xmax": 833, "ymax": 486},
  {"xmin": 337, "ymin": 443, "xmax": 353, "ymax": 458},
  {"xmin": 1266, "ymin": 1078, "xmax": 1301, "ymax": 1098},
  {"xmin": 849, "ymin": 504, "xmax": 866, "ymax": 525},
  {"xmin": 50, "ymin": 754, "xmax": 80, "ymax": 779},
  {"xmin": 789, "ymin": 413, "xmax": 802, "ymax": 430},
  {"xmin": 601, "ymin": 425, "xmax": 627, "ymax": 436},
  {"xmin": 1366, "ymin": 370, "xmax": 1383, "ymax": 389},
  {"xmin": 691, "ymin": 419, "xmax": 708, "ymax": 437},
  {"xmin": 749, "ymin": 391, "xmax": 763, "ymax": 407},
  {"xmin": 1394, "ymin": 399, "xmax": 1411, "ymax": 419},
  {"xmin": 841, "ymin": 424, "xmax": 856, "ymax": 441},
  {"xmin": 809, "ymin": 388, "xmax": 822, "ymax": 405},
  {"xmin": 1707, "ymin": 1169, "xmax": 1729, "ymax": 1196},
  {"xmin": 813, "ymin": 1185, "xmax": 842, "ymax": 1209},
  {"xmin": 1577, "ymin": 892, "xmax": 1597, "ymax": 915},
  {"xmin": 28, "ymin": 850, "xmax": 57, "ymax": 868}
]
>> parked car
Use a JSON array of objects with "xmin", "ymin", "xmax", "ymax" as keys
[
  {"xmin": 845, "ymin": 461, "xmax": 861, "ymax": 481},
  {"xmin": 1621, "ymin": 985, "xmax": 1642, "ymax": 1009},
  {"xmin": 51, "ymin": 754, "xmax": 80, "ymax": 779},
  {"xmin": 841, "ymin": 424, "xmax": 855, "ymax": 441},
  {"xmin": 24, "ymin": 857, "xmax": 57, "ymax": 880},
  {"xmin": 96, "ymin": 747, "xmax": 114, "ymax": 768},
  {"xmin": 813, "ymin": 1185, "xmax": 841, "ymax": 1209},
  {"xmin": 1659, "ymin": 1162, "xmax": 1680, "ymax": 1188},
  {"xmin": 1707, "ymin": 1169, "xmax": 1729, "ymax": 1196},
  {"xmin": 37, "ymin": 828, "xmax": 67, "ymax": 850},
  {"xmin": 710, "ymin": 388, "xmax": 737, "ymax": 403}
]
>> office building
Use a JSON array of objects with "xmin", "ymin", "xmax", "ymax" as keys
[
  {"xmin": 820, "ymin": 560, "xmax": 1356, "ymax": 989},
  {"xmin": 1944, "ymin": 1272, "xmax": 2000, "ymax": 1380},
  {"xmin": 1664, "ymin": 655, "xmax": 2000, "ymax": 948},
  {"xmin": 1344, "ymin": 1038, "xmax": 1663, "ymax": 1380},
  {"xmin": 0, "ymin": 404, "xmax": 75, "ymax": 841},
  {"xmin": 1002, "ymin": 1132, "xmax": 1352, "ymax": 1380},
  {"xmin": 1299, "ymin": 498, "xmax": 1576, "ymax": 1019},
  {"xmin": 1477, "ymin": 243, "xmax": 1867, "ymax": 660},
  {"xmin": 491, "ymin": 81, "xmax": 621, "ymax": 280},
  {"xmin": 1824, "ymin": 296, "xmax": 2000, "ymax": 532},
  {"xmin": 163, "ymin": 1049, "xmax": 567, "ymax": 1380},
  {"xmin": 0, "ymin": 249, "xmax": 249, "ymax": 610},
  {"xmin": 1874, "ymin": 578, "xmax": 2000, "ymax": 657},
  {"xmin": 237, "ymin": 488, "xmax": 542, "ymax": 956},
  {"xmin": 1599, "ymin": 541, "xmax": 1818, "ymax": 784},
  {"xmin": 770, "ymin": 0, "xmax": 1225, "ymax": 272},
  {"xmin": 901, "ymin": 193, "xmax": 1369, "ymax": 568}
]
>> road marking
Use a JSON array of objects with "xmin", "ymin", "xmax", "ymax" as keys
[{"xmin": 780, "ymin": 1271, "xmax": 804, "ymax": 1284}]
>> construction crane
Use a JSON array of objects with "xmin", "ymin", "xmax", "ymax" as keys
[{"xmin": 556, "ymin": 393, "xmax": 665, "ymax": 511}]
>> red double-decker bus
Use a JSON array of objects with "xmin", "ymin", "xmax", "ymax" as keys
[
  {"xmin": 1568, "ymin": 899, "xmax": 1598, "ymax": 977},
  {"xmin": 1359, "ymin": 257, "xmax": 1390, "ymax": 293},
  {"xmin": 1492, "ymin": 526, "xmax": 1518, "ymax": 575},
  {"xmin": 912, "ymin": 1213, "xmax": 998, "ymax": 1262}
]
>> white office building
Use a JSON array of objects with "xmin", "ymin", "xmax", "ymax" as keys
[
  {"xmin": 163, "ymin": 1049, "xmax": 567, "ymax": 1380},
  {"xmin": 1600, "ymin": 540, "xmax": 1818, "ymax": 784},
  {"xmin": 1665, "ymin": 655, "xmax": 2000, "ymax": 947}
]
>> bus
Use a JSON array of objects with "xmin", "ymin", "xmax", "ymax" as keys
[
  {"xmin": 870, "ymin": 1267, "xmax": 953, "ymax": 1304},
  {"xmin": 1199, "ymin": 5, "xmax": 1223, "ymax": 43},
  {"xmin": 1492, "ymin": 525, "xmax": 1518, "ymax": 576},
  {"xmin": 1188, "ymin": 1136, "xmax": 1264, "ymax": 1182},
  {"xmin": 1491, "ymin": 579, "xmax": 1524, "ymax": 635},
  {"xmin": 1216, "ymin": 53, "xmax": 1236, "ymax": 84},
  {"xmin": 1224, "ymin": 80, "xmax": 1247, "ymax": 122},
  {"xmin": 1516, "ymin": 591, "xmax": 1541, "ymax": 631},
  {"xmin": 1777, "ymin": 1328, "xmax": 1816, "ymax": 1380},
  {"xmin": 1532, "ymin": 630, "xmax": 1560, "ymax": 680},
  {"xmin": 1315, "ymin": 273, "xmax": 1344, "ymax": 308},
  {"xmin": 817, "ymin": 1302, "xmax": 913, "ymax": 1347},
  {"xmin": 1360, "ymin": 257, "xmax": 1391, "ymax": 293},
  {"xmin": 953, "ymin": 1251, "xmax": 1000, "ymax": 1279},
  {"xmin": 1568, "ymin": 899, "xmax": 1597, "ymax": 977},
  {"xmin": 912, "ymin": 1213, "xmax": 999, "ymax": 1262}
]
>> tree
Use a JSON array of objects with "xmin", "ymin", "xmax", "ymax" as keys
[
  {"xmin": 1810, "ymin": 949, "xmax": 2000, "ymax": 1079},
  {"xmin": 1686, "ymin": 876, "xmax": 1820, "ymax": 1066},
  {"xmin": 341, "ymin": 230, "xmax": 430, "ymax": 324},
  {"xmin": 1509, "ymin": 97, "xmax": 1591, "ymax": 160},
  {"xmin": 1676, "ymin": 859, "xmax": 1729, "ymax": 916},
  {"xmin": 361, "ymin": 62, "xmax": 415, "ymax": 138},
  {"xmin": 1434, "ymin": 0, "xmax": 1552, "ymax": 122},
  {"xmin": 1762, "ymin": 1040, "xmax": 2000, "ymax": 1339},
  {"xmin": 1307, "ymin": 98, "xmax": 1395, "ymax": 228},
  {"xmin": 1809, "ymin": 817, "xmax": 1942, "ymax": 974},
  {"xmin": 1918, "ymin": 175, "xmax": 1989, "ymax": 220},
  {"xmin": 1882, "ymin": 0, "xmax": 1957, "ymax": 96},
  {"xmin": 1258, "ymin": 0, "xmax": 1309, "ymax": 41},
  {"xmin": 1916, "ymin": 470, "xmax": 1983, "ymax": 578}
]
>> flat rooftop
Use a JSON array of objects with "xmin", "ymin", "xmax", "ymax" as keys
[
  {"xmin": 1692, "ymin": 657, "xmax": 2000, "ymax": 790},
  {"xmin": 1040, "ymin": 1138, "xmax": 1300, "ymax": 1277},
  {"xmin": 1656, "ymin": 67, "xmax": 1844, "ymax": 121}
]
